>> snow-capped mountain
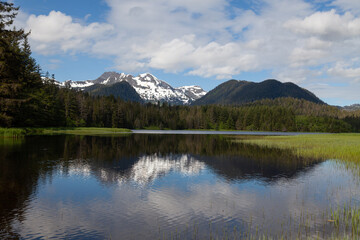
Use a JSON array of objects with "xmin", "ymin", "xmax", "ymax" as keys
[{"xmin": 58, "ymin": 72, "xmax": 207, "ymax": 105}]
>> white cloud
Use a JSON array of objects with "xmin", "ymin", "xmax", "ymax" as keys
[
  {"xmin": 328, "ymin": 62, "xmax": 360, "ymax": 79},
  {"xmin": 305, "ymin": 37, "xmax": 333, "ymax": 49},
  {"xmin": 148, "ymin": 37, "xmax": 196, "ymax": 72},
  {"xmin": 290, "ymin": 48, "xmax": 328, "ymax": 67},
  {"xmin": 273, "ymin": 68, "xmax": 323, "ymax": 84},
  {"xmin": 284, "ymin": 9, "xmax": 360, "ymax": 40},
  {"xmin": 25, "ymin": 11, "xmax": 114, "ymax": 54},
  {"xmin": 188, "ymin": 42, "xmax": 257, "ymax": 79}
]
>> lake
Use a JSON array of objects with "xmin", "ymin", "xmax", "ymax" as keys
[
  {"xmin": 0, "ymin": 134, "xmax": 359, "ymax": 239},
  {"xmin": 131, "ymin": 130, "xmax": 321, "ymax": 135}
]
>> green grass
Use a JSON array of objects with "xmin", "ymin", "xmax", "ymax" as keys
[
  {"xmin": 0, "ymin": 128, "xmax": 25, "ymax": 137},
  {"xmin": 235, "ymin": 134, "xmax": 360, "ymax": 164},
  {"xmin": 0, "ymin": 127, "xmax": 131, "ymax": 137},
  {"xmin": 41, "ymin": 127, "xmax": 131, "ymax": 135},
  {"xmin": 0, "ymin": 128, "xmax": 44, "ymax": 137}
]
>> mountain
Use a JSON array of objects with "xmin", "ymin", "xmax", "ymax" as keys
[
  {"xmin": 342, "ymin": 104, "xmax": 360, "ymax": 111},
  {"xmin": 58, "ymin": 72, "xmax": 207, "ymax": 105},
  {"xmin": 193, "ymin": 79, "xmax": 324, "ymax": 105},
  {"xmin": 84, "ymin": 82, "xmax": 143, "ymax": 102}
]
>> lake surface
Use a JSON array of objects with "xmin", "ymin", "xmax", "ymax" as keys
[
  {"xmin": 0, "ymin": 134, "xmax": 359, "ymax": 239},
  {"xmin": 132, "ymin": 130, "xmax": 321, "ymax": 135}
]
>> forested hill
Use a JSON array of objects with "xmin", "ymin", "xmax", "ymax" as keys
[{"xmin": 193, "ymin": 79, "xmax": 324, "ymax": 105}]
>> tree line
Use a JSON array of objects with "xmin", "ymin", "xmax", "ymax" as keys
[
  {"xmin": 1, "ymin": 2, "xmax": 359, "ymax": 133},
  {"xmin": 3, "ymin": 82, "xmax": 358, "ymax": 132}
]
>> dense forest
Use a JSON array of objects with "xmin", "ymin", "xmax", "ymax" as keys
[{"xmin": 1, "ymin": 2, "xmax": 360, "ymax": 133}]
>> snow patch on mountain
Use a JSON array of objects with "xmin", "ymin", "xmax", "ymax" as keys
[
  {"xmin": 57, "ymin": 80, "xmax": 94, "ymax": 89},
  {"xmin": 56, "ymin": 72, "xmax": 207, "ymax": 105},
  {"xmin": 176, "ymin": 85, "xmax": 207, "ymax": 102},
  {"xmin": 129, "ymin": 73, "xmax": 191, "ymax": 104}
]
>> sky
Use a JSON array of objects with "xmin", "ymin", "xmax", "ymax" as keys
[{"xmin": 9, "ymin": 0, "xmax": 360, "ymax": 106}]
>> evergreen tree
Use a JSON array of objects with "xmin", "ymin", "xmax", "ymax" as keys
[{"xmin": 0, "ymin": 2, "xmax": 42, "ymax": 127}]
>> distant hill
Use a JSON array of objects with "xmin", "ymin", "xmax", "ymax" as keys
[
  {"xmin": 84, "ymin": 82, "xmax": 143, "ymax": 102},
  {"xmin": 193, "ymin": 79, "xmax": 324, "ymax": 105},
  {"xmin": 342, "ymin": 104, "xmax": 360, "ymax": 111}
]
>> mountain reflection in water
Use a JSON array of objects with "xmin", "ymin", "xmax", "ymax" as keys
[
  {"xmin": 70, "ymin": 154, "xmax": 206, "ymax": 185},
  {"xmin": 1, "ymin": 134, "xmax": 358, "ymax": 239},
  {"xmin": 29, "ymin": 134, "xmax": 319, "ymax": 185}
]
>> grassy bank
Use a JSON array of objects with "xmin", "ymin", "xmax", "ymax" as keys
[
  {"xmin": 0, "ymin": 127, "xmax": 131, "ymax": 137},
  {"xmin": 235, "ymin": 133, "xmax": 360, "ymax": 164},
  {"xmin": 0, "ymin": 128, "xmax": 42, "ymax": 137},
  {"xmin": 41, "ymin": 127, "xmax": 131, "ymax": 135}
]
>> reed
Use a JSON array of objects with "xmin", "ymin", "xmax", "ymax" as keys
[{"xmin": 235, "ymin": 134, "xmax": 360, "ymax": 164}]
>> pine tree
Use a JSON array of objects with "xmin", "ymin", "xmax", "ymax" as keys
[{"xmin": 0, "ymin": 2, "xmax": 43, "ymax": 127}]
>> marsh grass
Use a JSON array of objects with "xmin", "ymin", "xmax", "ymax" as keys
[
  {"xmin": 0, "ymin": 127, "xmax": 131, "ymax": 137},
  {"xmin": 229, "ymin": 133, "xmax": 360, "ymax": 239},
  {"xmin": 235, "ymin": 134, "xmax": 360, "ymax": 164}
]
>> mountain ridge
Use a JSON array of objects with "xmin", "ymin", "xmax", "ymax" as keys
[
  {"xmin": 57, "ymin": 73, "xmax": 325, "ymax": 106},
  {"xmin": 58, "ymin": 72, "xmax": 207, "ymax": 105},
  {"xmin": 192, "ymin": 79, "xmax": 324, "ymax": 105}
]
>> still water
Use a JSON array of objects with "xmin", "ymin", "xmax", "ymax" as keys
[
  {"xmin": 131, "ymin": 130, "xmax": 320, "ymax": 135},
  {"xmin": 0, "ymin": 134, "xmax": 359, "ymax": 239}
]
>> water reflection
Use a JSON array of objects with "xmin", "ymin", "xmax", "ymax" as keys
[
  {"xmin": 45, "ymin": 134, "xmax": 321, "ymax": 185},
  {"xmin": 67, "ymin": 154, "xmax": 206, "ymax": 185},
  {"xmin": 0, "ymin": 135, "xmax": 359, "ymax": 239}
]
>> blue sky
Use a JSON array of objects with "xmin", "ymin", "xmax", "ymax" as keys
[{"xmin": 11, "ymin": 0, "xmax": 360, "ymax": 106}]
